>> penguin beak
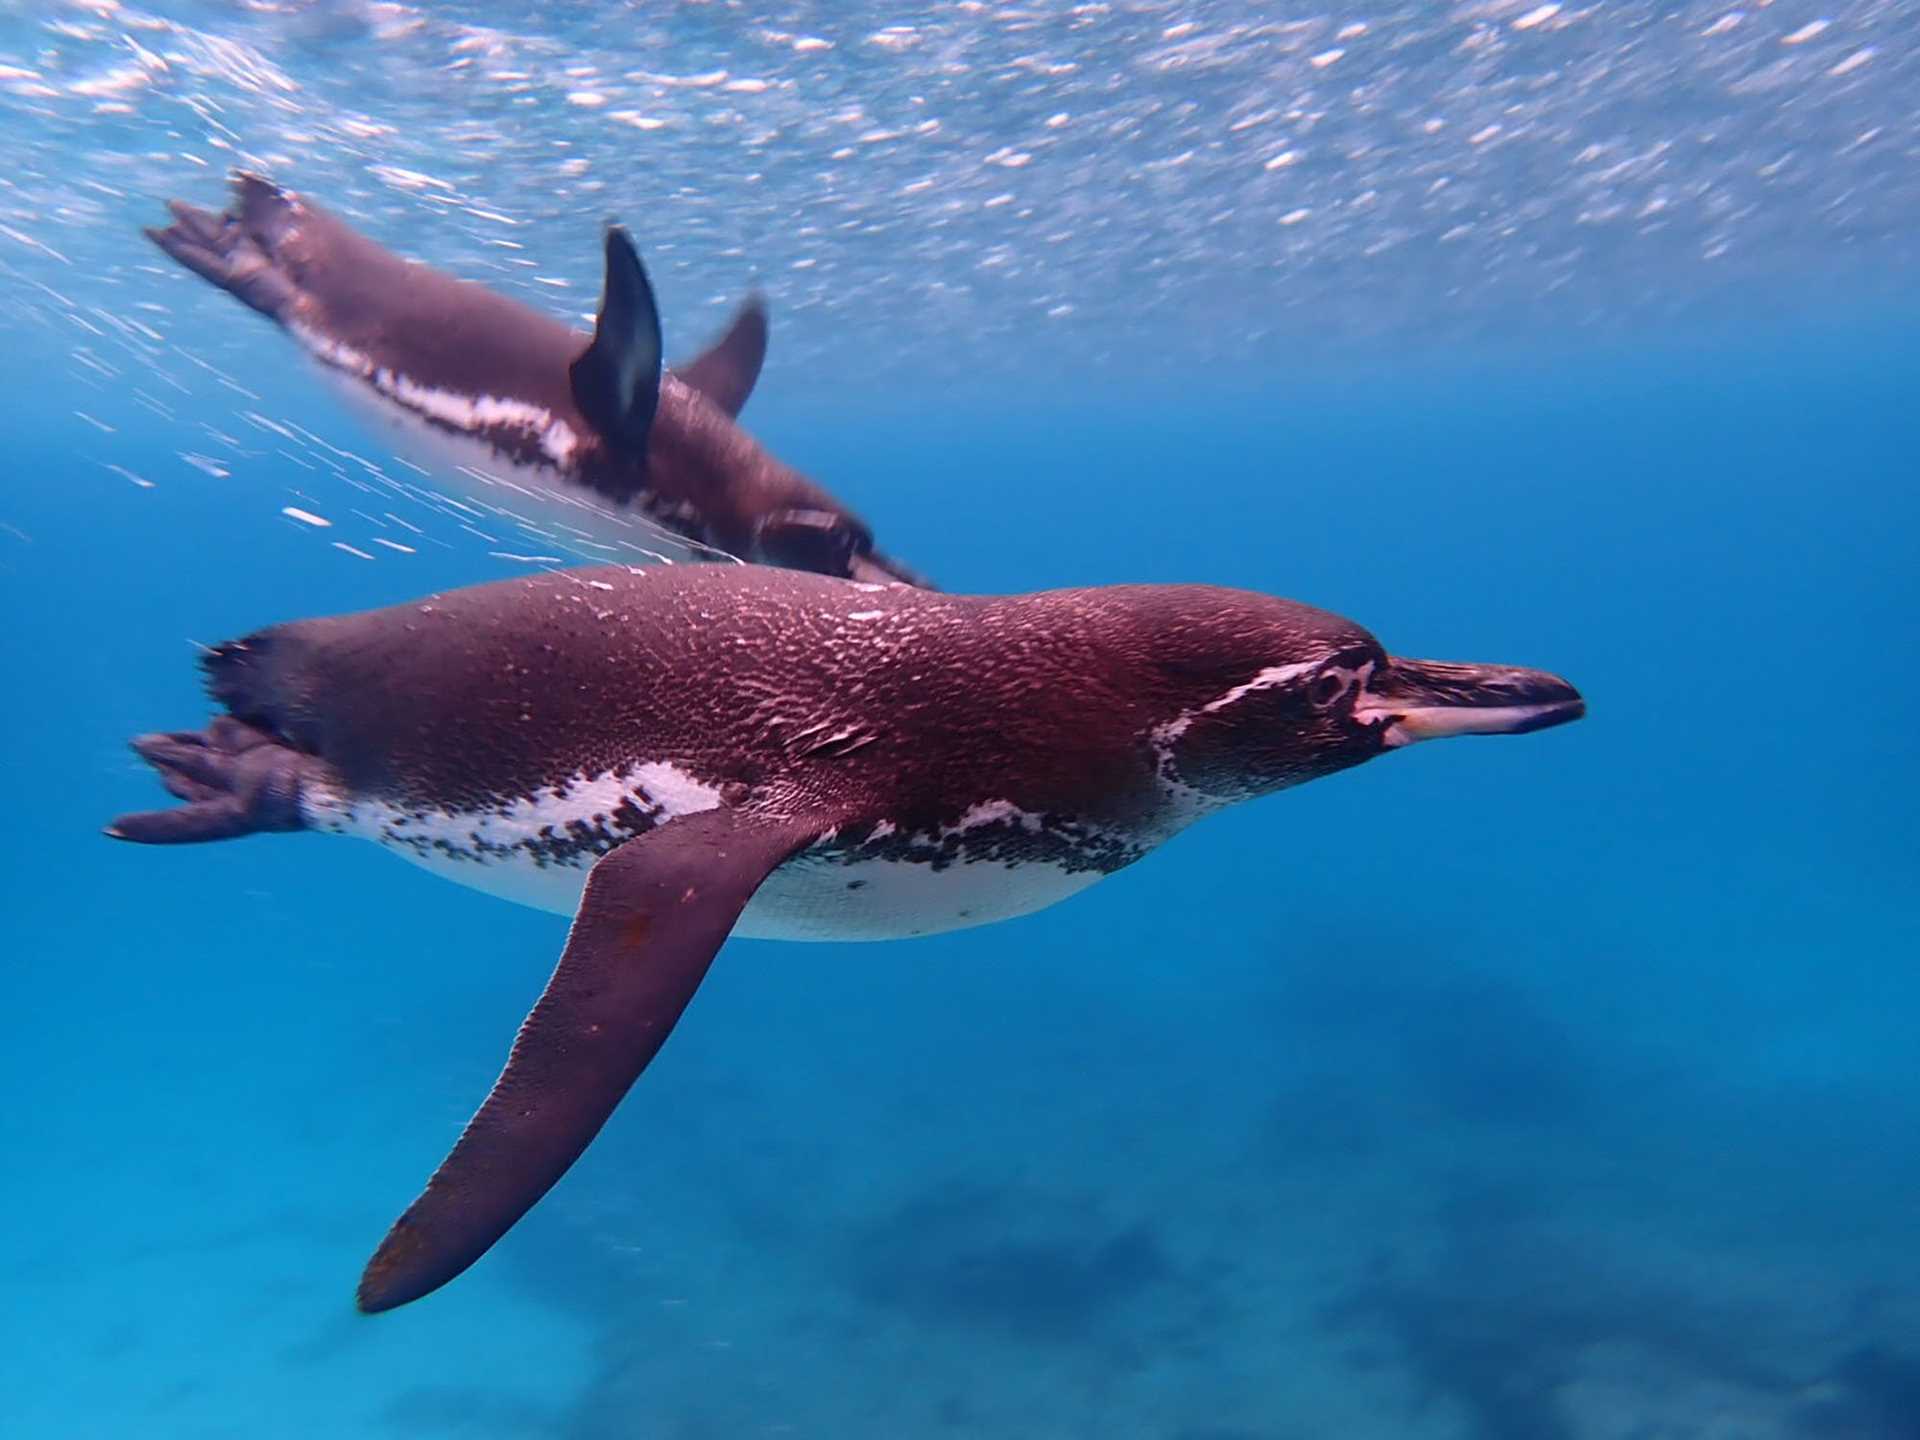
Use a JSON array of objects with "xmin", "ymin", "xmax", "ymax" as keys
[{"xmin": 1356, "ymin": 657, "xmax": 1585, "ymax": 748}]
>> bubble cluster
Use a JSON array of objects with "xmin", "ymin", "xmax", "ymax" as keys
[{"xmin": 2, "ymin": 0, "xmax": 1914, "ymax": 383}]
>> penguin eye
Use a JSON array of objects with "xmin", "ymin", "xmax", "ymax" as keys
[{"xmin": 1309, "ymin": 671, "xmax": 1348, "ymax": 709}]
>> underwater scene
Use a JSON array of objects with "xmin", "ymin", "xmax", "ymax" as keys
[{"xmin": 2, "ymin": 1, "xmax": 1917, "ymax": 1436}]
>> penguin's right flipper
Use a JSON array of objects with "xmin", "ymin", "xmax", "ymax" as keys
[
  {"xmin": 355, "ymin": 803, "xmax": 827, "ymax": 1314},
  {"xmin": 673, "ymin": 294, "xmax": 768, "ymax": 418}
]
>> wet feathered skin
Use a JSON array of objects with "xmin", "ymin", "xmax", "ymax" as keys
[{"xmin": 212, "ymin": 562, "xmax": 1320, "ymax": 825}]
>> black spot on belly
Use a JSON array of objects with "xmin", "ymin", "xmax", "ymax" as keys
[
  {"xmin": 375, "ymin": 790, "xmax": 668, "ymax": 869},
  {"xmin": 847, "ymin": 879, "xmax": 867, "ymax": 890},
  {"xmin": 819, "ymin": 813, "xmax": 1146, "ymax": 877}
]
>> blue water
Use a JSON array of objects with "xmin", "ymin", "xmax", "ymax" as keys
[{"xmin": 4, "ymin": 5, "xmax": 1919, "ymax": 1438}]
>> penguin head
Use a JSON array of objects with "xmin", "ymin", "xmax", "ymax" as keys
[{"xmin": 1151, "ymin": 591, "xmax": 1583, "ymax": 802}]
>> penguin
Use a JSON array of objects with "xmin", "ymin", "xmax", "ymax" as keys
[
  {"xmin": 108, "ymin": 562, "xmax": 1583, "ymax": 1312},
  {"xmin": 145, "ymin": 172, "xmax": 921, "ymax": 584}
]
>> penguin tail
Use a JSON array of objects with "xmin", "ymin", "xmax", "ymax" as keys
[
  {"xmin": 144, "ymin": 171, "xmax": 303, "ymax": 321},
  {"xmin": 200, "ymin": 630, "xmax": 298, "ymax": 738}
]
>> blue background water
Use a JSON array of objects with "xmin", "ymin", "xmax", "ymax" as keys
[{"xmin": 4, "ymin": 4, "xmax": 1919, "ymax": 1437}]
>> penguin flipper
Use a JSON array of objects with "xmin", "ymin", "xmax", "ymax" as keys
[
  {"xmin": 672, "ymin": 294, "xmax": 768, "ymax": 418},
  {"xmin": 355, "ymin": 804, "xmax": 824, "ymax": 1314},
  {"xmin": 569, "ymin": 226, "xmax": 663, "ymax": 455}
]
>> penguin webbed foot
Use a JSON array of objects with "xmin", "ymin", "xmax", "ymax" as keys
[
  {"xmin": 108, "ymin": 717, "xmax": 309, "ymax": 844},
  {"xmin": 144, "ymin": 172, "xmax": 302, "ymax": 320}
]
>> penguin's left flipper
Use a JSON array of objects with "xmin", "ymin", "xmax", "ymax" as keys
[
  {"xmin": 355, "ymin": 804, "xmax": 827, "ymax": 1314},
  {"xmin": 569, "ymin": 226, "xmax": 663, "ymax": 454}
]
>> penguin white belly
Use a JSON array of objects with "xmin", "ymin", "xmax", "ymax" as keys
[
  {"xmin": 371, "ymin": 834, "xmax": 1103, "ymax": 943},
  {"xmin": 301, "ymin": 355, "xmax": 701, "ymax": 565},
  {"xmin": 307, "ymin": 779, "xmax": 1110, "ymax": 942},
  {"xmin": 736, "ymin": 850, "xmax": 1105, "ymax": 941}
]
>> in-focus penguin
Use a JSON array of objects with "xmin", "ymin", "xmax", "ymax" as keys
[
  {"xmin": 110, "ymin": 562, "xmax": 1583, "ymax": 1312},
  {"xmin": 146, "ymin": 172, "xmax": 920, "ymax": 584}
]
